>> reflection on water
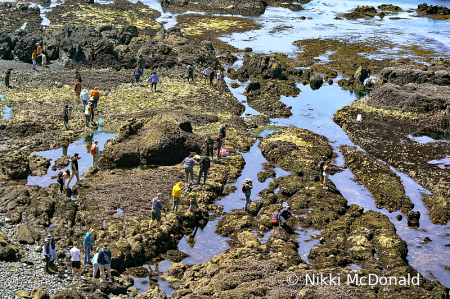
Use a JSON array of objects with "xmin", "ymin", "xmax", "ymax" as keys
[
  {"xmin": 0, "ymin": 94, "xmax": 12, "ymax": 120},
  {"xmin": 128, "ymin": 259, "xmax": 176, "ymax": 296}
]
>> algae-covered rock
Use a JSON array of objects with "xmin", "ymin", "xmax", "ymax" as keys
[
  {"xmin": 18, "ymin": 224, "xmax": 35, "ymax": 244},
  {"xmin": 28, "ymin": 153, "xmax": 51, "ymax": 176},
  {"xmin": 31, "ymin": 288, "xmax": 49, "ymax": 299},
  {"xmin": 51, "ymin": 290, "xmax": 85, "ymax": 299},
  {"xmin": 0, "ymin": 232, "xmax": 18, "ymax": 261},
  {"xmin": 237, "ymin": 231, "xmax": 261, "ymax": 248},
  {"xmin": 0, "ymin": 150, "xmax": 30, "ymax": 179}
]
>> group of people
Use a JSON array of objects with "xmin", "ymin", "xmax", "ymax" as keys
[
  {"xmin": 133, "ymin": 66, "xmax": 160, "ymax": 91},
  {"xmin": 201, "ymin": 66, "xmax": 223, "ymax": 87},
  {"xmin": 43, "ymin": 230, "xmax": 112, "ymax": 283},
  {"xmin": 31, "ymin": 43, "xmax": 46, "ymax": 71}
]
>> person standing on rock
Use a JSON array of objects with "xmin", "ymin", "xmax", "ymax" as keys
[
  {"xmin": 172, "ymin": 182, "xmax": 182, "ymax": 213},
  {"xmin": 83, "ymin": 229, "xmax": 95, "ymax": 266},
  {"xmin": 75, "ymin": 71, "xmax": 82, "ymax": 84},
  {"xmin": 91, "ymin": 140, "xmax": 100, "ymax": 168},
  {"xmin": 215, "ymin": 134, "xmax": 223, "ymax": 159},
  {"xmin": 31, "ymin": 50, "xmax": 37, "ymax": 70},
  {"xmin": 181, "ymin": 153, "xmax": 199, "ymax": 184},
  {"xmin": 323, "ymin": 160, "xmax": 331, "ymax": 190},
  {"xmin": 98, "ymin": 243, "xmax": 112, "ymax": 283},
  {"xmin": 202, "ymin": 67, "xmax": 211, "ymax": 84},
  {"xmin": 188, "ymin": 192, "xmax": 199, "ymax": 212},
  {"xmin": 42, "ymin": 235, "xmax": 53, "ymax": 274},
  {"xmin": 220, "ymin": 124, "xmax": 226, "ymax": 145},
  {"xmin": 217, "ymin": 69, "xmax": 223, "ymax": 88},
  {"xmin": 74, "ymin": 79, "xmax": 82, "ymax": 101},
  {"xmin": 49, "ymin": 235, "xmax": 57, "ymax": 271},
  {"xmin": 209, "ymin": 68, "xmax": 215, "ymax": 87},
  {"xmin": 90, "ymin": 87, "xmax": 100, "ymax": 110},
  {"xmin": 63, "ymin": 105, "xmax": 69, "ymax": 130},
  {"xmin": 187, "ymin": 65, "xmax": 194, "ymax": 83},
  {"xmin": 66, "ymin": 153, "xmax": 81, "ymax": 187},
  {"xmin": 92, "ymin": 250, "xmax": 99, "ymax": 278},
  {"xmin": 149, "ymin": 193, "xmax": 164, "ymax": 231},
  {"xmin": 243, "ymin": 178, "xmax": 253, "ymax": 211},
  {"xmin": 138, "ymin": 55, "xmax": 145, "ymax": 74},
  {"xmin": 205, "ymin": 135, "xmax": 214, "ymax": 160},
  {"xmin": 85, "ymin": 101, "xmax": 94, "ymax": 127},
  {"xmin": 134, "ymin": 66, "xmax": 143, "ymax": 86},
  {"xmin": 318, "ymin": 156, "xmax": 327, "ymax": 186},
  {"xmin": 197, "ymin": 155, "xmax": 211, "ymax": 185},
  {"xmin": 36, "ymin": 43, "xmax": 42, "ymax": 56},
  {"xmin": 271, "ymin": 210, "xmax": 281, "ymax": 239},
  {"xmin": 80, "ymin": 88, "xmax": 89, "ymax": 112},
  {"xmin": 4, "ymin": 69, "xmax": 11, "ymax": 88},
  {"xmin": 41, "ymin": 53, "xmax": 46, "ymax": 70},
  {"xmin": 150, "ymin": 72, "xmax": 159, "ymax": 92},
  {"xmin": 70, "ymin": 241, "xmax": 82, "ymax": 281}
]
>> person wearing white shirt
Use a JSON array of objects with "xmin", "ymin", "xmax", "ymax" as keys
[
  {"xmin": 80, "ymin": 89, "xmax": 90, "ymax": 112},
  {"xmin": 70, "ymin": 241, "xmax": 82, "ymax": 281}
]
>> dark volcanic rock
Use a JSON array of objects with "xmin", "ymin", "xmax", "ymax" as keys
[
  {"xmin": 161, "ymin": 0, "xmax": 267, "ymax": 16},
  {"xmin": 407, "ymin": 211, "xmax": 420, "ymax": 228},
  {"xmin": 417, "ymin": 3, "xmax": 450, "ymax": 15},
  {"xmin": 0, "ymin": 2, "xmax": 42, "ymax": 34},
  {"xmin": 0, "ymin": 232, "xmax": 18, "ymax": 261},
  {"xmin": 375, "ymin": 62, "xmax": 450, "ymax": 86},
  {"xmin": 52, "ymin": 290, "xmax": 85, "ymax": 299},
  {"xmin": 28, "ymin": 153, "xmax": 51, "ymax": 176},
  {"xmin": 18, "ymin": 224, "xmax": 35, "ymax": 244},
  {"xmin": 230, "ymin": 54, "xmax": 288, "ymax": 80},
  {"xmin": 0, "ymin": 150, "xmax": 30, "ymax": 180}
]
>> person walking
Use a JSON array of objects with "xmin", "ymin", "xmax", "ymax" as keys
[
  {"xmin": 219, "ymin": 124, "xmax": 226, "ymax": 146},
  {"xmin": 41, "ymin": 53, "xmax": 46, "ymax": 70},
  {"xmin": 31, "ymin": 50, "xmax": 37, "ymax": 70},
  {"xmin": 90, "ymin": 87, "xmax": 100, "ymax": 110},
  {"xmin": 188, "ymin": 192, "xmax": 199, "ymax": 212},
  {"xmin": 205, "ymin": 135, "xmax": 214, "ymax": 160},
  {"xmin": 149, "ymin": 193, "xmax": 163, "ymax": 231},
  {"xmin": 57, "ymin": 171, "xmax": 65, "ymax": 193},
  {"xmin": 197, "ymin": 156, "xmax": 211, "ymax": 185},
  {"xmin": 202, "ymin": 67, "xmax": 211, "ymax": 84},
  {"xmin": 83, "ymin": 229, "xmax": 94, "ymax": 266},
  {"xmin": 80, "ymin": 88, "xmax": 89, "ymax": 112},
  {"xmin": 318, "ymin": 156, "xmax": 327, "ymax": 186},
  {"xmin": 209, "ymin": 68, "xmax": 215, "ymax": 87},
  {"xmin": 271, "ymin": 210, "xmax": 281, "ymax": 239},
  {"xmin": 172, "ymin": 182, "xmax": 182, "ymax": 213},
  {"xmin": 181, "ymin": 154, "xmax": 199, "ymax": 184},
  {"xmin": 187, "ymin": 65, "xmax": 194, "ymax": 83},
  {"xmin": 217, "ymin": 69, "xmax": 223, "ymax": 88},
  {"xmin": 85, "ymin": 102, "xmax": 94, "ymax": 127},
  {"xmin": 42, "ymin": 235, "xmax": 53, "ymax": 274},
  {"xmin": 91, "ymin": 140, "xmax": 100, "ymax": 168},
  {"xmin": 243, "ymin": 178, "xmax": 253, "ymax": 210},
  {"xmin": 215, "ymin": 134, "xmax": 223, "ymax": 159},
  {"xmin": 134, "ymin": 66, "xmax": 143, "ymax": 86},
  {"xmin": 70, "ymin": 241, "xmax": 82, "ymax": 281},
  {"xmin": 49, "ymin": 235, "xmax": 57, "ymax": 271},
  {"xmin": 4, "ymin": 69, "xmax": 11, "ymax": 88},
  {"xmin": 150, "ymin": 72, "xmax": 159, "ymax": 92},
  {"xmin": 92, "ymin": 250, "xmax": 99, "ymax": 278},
  {"xmin": 75, "ymin": 71, "xmax": 82, "ymax": 83},
  {"xmin": 138, "ymin": 55, "xmax": 145, "ymax": 74},
  {"xmin": 98, "ymin": 243, "xmax": 112, "ymax": 283},
  {"xmin": 323, "ymin": 160, "xmax": 331, "ymax": 190},
  {"xmin": 63, "ymin": 105, "xmax": 69, "ymax": 130},
  {"xmin": 66, "ymin": 153, "xmax": 81, "ymax": 187},
  {"xmin": 74, "ymin": 79, "xmax": 82, "ymax": 101}
]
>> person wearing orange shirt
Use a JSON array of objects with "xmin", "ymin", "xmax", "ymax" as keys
[
  {"xmin": 36, "ymin": 43, "xmax": 42, "ymax": 55},
  {"xmin": 90, "ymin": 88, "xmax": 99, "ymax": 110},
  {"xmin": 74, "ymin": 79, "xmax": 81, "ymax": 101}
]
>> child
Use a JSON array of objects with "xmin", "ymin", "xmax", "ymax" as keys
[
  {"xmin": 150, "ymin": 72, "xmax": 159, "ymax": 92},
  {"xmin": 188, "ymin": 192, "xmax": 199, "ymax": 212},
  {"xmin": 134, "ymin": 66, "xmax": 142, "ymax": 86},
  {"xmin": 271, "ymin": 210, "xmax": 281, "ymax": 239}
]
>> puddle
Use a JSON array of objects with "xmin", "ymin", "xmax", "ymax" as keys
[
  {"xmin": 347, "ymin": 264, "xmax": 362, "ymax": 271},
  {"xmin": 113, "ymin": 208, "xmax": 123, "ymax": 216},
  {"xmin": 0, "ymin": 94, "xmax": 12, "ymax": 120},
  {"xmin": 296, "ymin": 228, "xmax": 323, "ymax": 264},
  {"xmin": 428, "ymin": 156, "xmax": 450, "ymax": 169},
  {"xmin": 128, "ymin": 260, "xmax": 176, "ymax": 297}
]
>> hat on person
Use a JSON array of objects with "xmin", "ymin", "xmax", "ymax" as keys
[
  {"xmin": 90, "ymin": 229, "xmax": 95, "ymax": 233},
  {"xmin": 245, "ymin": 178, "xmax": 251, "ymax": 183},
  {"xmin": 46, "ymin": 235, "xmax": 52, "ymax": 240},
  {"xmin": 94, "ymin": 140, "xmax": 98, "ymax": 144},
  {"xmin": 286, "ymin": 206, "xmax": 291, "ymax": 210},
  {"xmin": 187, "ymin": 65, "xmax": 191, "ymax": 68}
]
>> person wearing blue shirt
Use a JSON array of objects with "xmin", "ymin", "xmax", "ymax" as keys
[
  {"xmin": 83, "ymin": 229, "xmax": 95, "ymax": 265},
  {"xmin": 150, "ymin": 72, "xmax": 159, "ymax": 92}
]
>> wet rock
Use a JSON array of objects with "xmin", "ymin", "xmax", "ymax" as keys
[
  {"xmin": 243, "ymin": 47, "xmax": 253, "ymax": 52},
  {"xmin": 162, "ymin": 0, "xmax": 266, "ymax": 16},
  {"xmin": 396, "ymin": 214, "xmax": 403, "ymax": 221},
  {"xmin": 421, "ymin": 237, "xmax": 432, "ymax": 244},
  {"xmin": 310, "ymin": 76, "xmax": 323, "ymax": 90},
  {"xmin": 0, "ymin": 232, "xmax": 18, "ymax": 261},
  {"xmin": 132, "ymin": 286, "xmax": 167, "ymax": 298},
  {"xmin": 28, "ymin": 153, "xmax": 51, "ymax": 176},
  {"xmin": 52, "ymin": 290, "xmax": 85, "ymax": 299},
  {"xmin": 230, "ymin": 82, "xmax": 240, "ymax": 88},
  {"xmin": 18, "ymin": 224, "xmax": 35, "ymax": 244},
  {"xmin": 51, "ymin": 155, "xmax": 72, "ymax": 171},
  {"xmin": 378, "ymin": 4, "xmax": 401, "ymax": 11},
  {"xmin": 257, "ymin": 169, "xmax": 276, "ymax": 183},
  {"xmin": 407, "ymin": 211, "xmax": 421, "ymax": 228},
  {"xmin": 344, "ymin": 5, "xmax": 378, "ymax": 18},
  {"xmin": 129, "ymin": 266, "xmax": 150, "ymax": 278},
  {"xmin": 354, "ymin": 66, "xmax": 370, "ymax": 84},
  {"xmin": 340, "ymin": 145, "xmax": 414, "ymax": 214},
  {"xmin": 237, "ymin": 231, "xmax": 260, "ymax": 248},
  {"xmin": 375, "ymin": 63, "xmax": 450, "ymax": 87},
  {"xmin": 161, "ymin": 249, "xmax": 190, "ymax": 263},
  {"xmin": 167, "ymin": 262, "xmax": 189, "ymax": 278},
  {"xmin": 0, "ymin": 150, "xmax": 30, "ymax": 179},
  {"xmin": 245, "ymin": 81, "xmax": 261, "ymax": 92},
  {"xmin": 0, "ymin": 2, "xmax": 42, "ymax": 34},
  {"xmin": 422, "ymin": 195, "xmax": 450, "ymax": 225},
  {"xmin": 31, "ymin": 288, "xmax": 49, "ymax": 299},
  {"xmin": 417, "ymin": 3, "xmax": 450, "ymax": 15}
]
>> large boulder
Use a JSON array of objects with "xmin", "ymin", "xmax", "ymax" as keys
[
  {"xmin": 0, "ymin": 232, "xmax": 18, "ymax": 261},
  {"xmin": 32, "ymin": 288, "xmax": 49, "ymax": 299},
  {"xmin": 354, "ymin": 66, "xmax": 370, "ymax": 84},
  {"xmin": 51, "ymin": 290, "xmax": 84, "ymax": 299},
  {"xmin": 0, "ymin": 150, "xmax": 30, "ymax": 180},
  {"xmin": 417, "ymin": 3, "xmax": 450, "ymax": 15},
  {"xmin": 18, "ymin": 224, "xmax": 35, "ymax": 244},
  {"xmin": 375, "ymin": 63, "xmax": 450, "ymax": 86},
  {"xmin": 0, "ymin": 33, "xmax": 13, "ymax": 59},
  {"xmin": 28, "ymin": 153, "xmax": 51, "ymax": 176},
  {"xmin": 132, "ymin": 286, "xmax": 167, "ymax": 299}
]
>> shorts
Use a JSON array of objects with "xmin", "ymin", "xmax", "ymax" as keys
[
  {"xmin": 99, "ymin": 263, "xmax": 111, "ymax": 270},
  {"xmin": 323, "ymin": 172, "xmax": 329, "ymax": 179},
  {"xmin": 272, "ymin": 222, "xmax": 279, "ymax": 227},
  {"xmin": 72, "ymin": 261, "xmax": 81, "ymax": 269},
  {"xmin": 151, "ymin": 210, "xmax": 161, "ymax": 222}
]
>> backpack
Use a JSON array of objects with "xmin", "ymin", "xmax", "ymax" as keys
[
  {"xmin": 241, "ymin": 183, "xmax": 247, "ymax": 193},
  {"xmin": 98, "ymin": 249, "xmax": 110, "ymax": 264},
  {"xmin": 90, "ymin": 145, "xmax": 97, "ymax": 155},
  {"xmin": 317, "ymin": 160, "xmax": 325, "ymax": 170},
  {"xmin": 271, "ymin": 213, "xmax": 279, "ymax": 223}
]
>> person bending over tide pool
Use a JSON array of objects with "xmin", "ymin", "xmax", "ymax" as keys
[
  {"xmin": 149, "ymin": 193, "xmax": 164, "ymax": 231},
  {"xmin": 172, "ymin": 182, "xmax": 182, "ymax": 213}
]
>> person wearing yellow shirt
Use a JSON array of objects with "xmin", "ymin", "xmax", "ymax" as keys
[
  {"xmin": 172, "ymin": 182, "xmax": 182, "ymax": 213},
  {"xmin": 31, "ymin": 50, "xmax": 37, "ymax": 70},
  {"xmin": 90, "ymin": 88, "xmax": 99, "ymax": 110}
]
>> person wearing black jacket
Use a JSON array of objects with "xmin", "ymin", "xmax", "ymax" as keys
[
  {"xmin": 219, "ymin": 124, "xmax": 226, "ymax": 146},
  {"xmin": 98, "ymin": 243, "xmax": 112, "ymax": 283},
  {"xmin": 205, "ymin": 136, "xmax": 214, "ymax": 159},
  {"xmin": 197, "ymin": 156, "xmax": 211, "ymax": 185}
]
